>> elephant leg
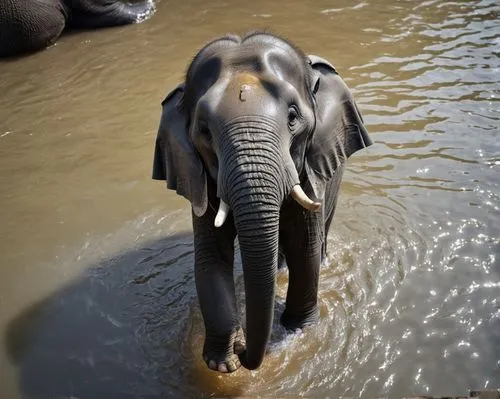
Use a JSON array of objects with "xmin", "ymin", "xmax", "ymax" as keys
[
  {"xmin": 280, "ymin": 206, "xmax": 323, "ymax": 330},
  {"xmin": 192, "ymin": 206, "xmax": 244, "ymax": 373},
  {"xmin": 0, "ymin": 1, "xmax": 66, "ymax": 57},
  {"xmin": 280, "ymin": 165, "xmax": 345, "ymax": 330},
  {"xmin": 69, "ymin": 0, "xmax": 155, "ymax": 28}
]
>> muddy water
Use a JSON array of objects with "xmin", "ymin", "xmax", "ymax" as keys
[{"xmin": 0, "ymin": 0, "xmax": 499, "ymax": 397}]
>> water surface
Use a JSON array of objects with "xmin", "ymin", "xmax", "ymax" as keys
[{"xmin": 0, "ymin": 0, "xmax": 499, "ymax": 397}]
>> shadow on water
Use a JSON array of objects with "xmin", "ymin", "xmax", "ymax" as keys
[{"xmin": 4, "ymin": 231, "xmax": 257, "ymax": 398}]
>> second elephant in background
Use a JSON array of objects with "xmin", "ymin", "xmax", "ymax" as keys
[{"xmin": 0, "ymin": 0, "xmax": 156, "ymax": 57}]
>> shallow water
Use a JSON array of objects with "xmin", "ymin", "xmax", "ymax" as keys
[{"xmin": 0, "ymin": 0, "xmax": 499, "ymax": 397}]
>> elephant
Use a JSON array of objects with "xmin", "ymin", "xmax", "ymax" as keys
[
  {"xmin": 152, "ymin": 32, "xmax": 372, "ymax": 373},
  {"xmin": 0, "ymin": 0, "xmax": 155, "ymax": 57}
]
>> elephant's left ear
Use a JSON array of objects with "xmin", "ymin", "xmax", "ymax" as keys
[{"xmin": 304, "ymin": 55, "xmax": 373, "ymax": 201}]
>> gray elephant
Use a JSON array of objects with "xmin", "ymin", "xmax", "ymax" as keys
[
  {"xmin": 152, "ymin": 32, "xmax": 372, "ymax": 373},
  {"xmin": 0, "ymin": 0, "xmax": 155, "ymax": 57}
]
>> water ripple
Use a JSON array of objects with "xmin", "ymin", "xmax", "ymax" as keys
[{"xmin": 1, "ymin": 0, "xmax": 500, "ymax": 397}]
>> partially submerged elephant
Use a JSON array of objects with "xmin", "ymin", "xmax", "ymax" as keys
[
  {"xmin": 0, "ymin": 0, "xmax": 155, "ymax": 57},
  {"xmin": 153, "ymin": 32, "xmax": 373, "ymax": 373}
]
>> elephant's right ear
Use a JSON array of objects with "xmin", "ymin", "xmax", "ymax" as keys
[{"xmin": 152, "ymin": 84, "xmax": 208, "ymax": 217}]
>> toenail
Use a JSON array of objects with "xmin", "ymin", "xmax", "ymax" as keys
[
  {"xmin": 218, "ymin": 363, "xmax": 228, "ymax": 373},
  {"xmin": 227, "ymin": 361, "xmax": 236, "ymax": 372}
]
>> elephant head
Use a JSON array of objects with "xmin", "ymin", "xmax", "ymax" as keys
[{"xmin": 153, "ymin": 32, "xmax": 371, "ymax": 370}]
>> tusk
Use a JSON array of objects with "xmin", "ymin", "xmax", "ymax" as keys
[
  {"xmin": 291, "ymin": 185, "xmax": 321, "ymax": 212},
  {"xmin": 214, "ymin": 199, "xmax": 230, "ymax": 227}
]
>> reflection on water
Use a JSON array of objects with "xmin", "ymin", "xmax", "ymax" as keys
[{"xmin": 0, "ymin": 0, "xmax": 499, "ymax": 397}]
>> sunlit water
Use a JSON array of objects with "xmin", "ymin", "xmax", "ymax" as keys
[{"xmin": 0, "ymin": 0, "xmax": 499, "ymax": 397}]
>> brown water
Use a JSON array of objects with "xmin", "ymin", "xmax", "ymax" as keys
[{"xmin": 0, "ymin": 0, "xmax": 499, "ymax": 397}]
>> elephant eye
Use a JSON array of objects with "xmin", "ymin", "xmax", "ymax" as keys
[{"xmin": 288, "ymin": 106, "xmax": 299, "ymax": 126}]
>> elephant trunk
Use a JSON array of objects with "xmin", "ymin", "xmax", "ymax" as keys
[
  {"xmin": 218, "ymin": 118, "xmax": 286, "ymax": 369},
  {"xmin": 233, "ymin": 200, "xmax": 280, "ymax": 369}
]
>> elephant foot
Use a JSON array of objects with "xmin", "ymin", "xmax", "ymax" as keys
[
  {"xmin": 203, "ymin": 327, "xmax": 246, "ymax": 373},
  {"xmin": 280, "ymin": 306, "xmax": 319, "ymax": 331}
]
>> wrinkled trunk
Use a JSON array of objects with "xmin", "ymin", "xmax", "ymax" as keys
[
  {"xmin": 218, "ymin": 119, "xmax": 287, "ymax": 369},
  {"xmin": 234, "ymin": 201, "xmax": 280, "ymax": 369}
]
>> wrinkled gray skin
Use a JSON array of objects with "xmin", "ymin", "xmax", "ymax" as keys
[
  {"xmin": 153, "ymin": 32, "xmax": 372, "ymax": 373},
  {"xmin": 0, "ymin": 0, "xmax": 155, "ymax": 57}
]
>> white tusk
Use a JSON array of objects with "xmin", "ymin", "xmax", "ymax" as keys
[
  {"xmin": 291, "ymin": 185, "xmax": 321, "ymax": 212},
  {"xmin": 214, "ymin": 199, "xmax": 230, "ymax": 227}
]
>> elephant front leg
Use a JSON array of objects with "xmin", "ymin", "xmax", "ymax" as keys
[
  {"xmin": 280, "ymin": 208, "xmax": 323, "ymax": 330},
  {"xmin": 192, "ymin": 209, "xmax": 245, "ymax": 373}
]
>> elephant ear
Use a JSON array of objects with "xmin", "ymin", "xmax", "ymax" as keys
[
  {"xmin": 304, "ymin": 55, "xmax": 373, "ymax": 201},
  {"xmin": 152, "ymin": 84, "xmax": 208, "ymax": 217}
]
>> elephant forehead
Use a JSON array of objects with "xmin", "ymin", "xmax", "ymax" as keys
[
  {"xmin": 231, "ymin": 72, "xmax": 261, "ymax": 87},
  {"xmin": 224, "ymin": 72, "xmax": 266, "ymax": 100},
  {"xmin": 220, "ymin": 41, "xmax": 303, "ymax": 76}
]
